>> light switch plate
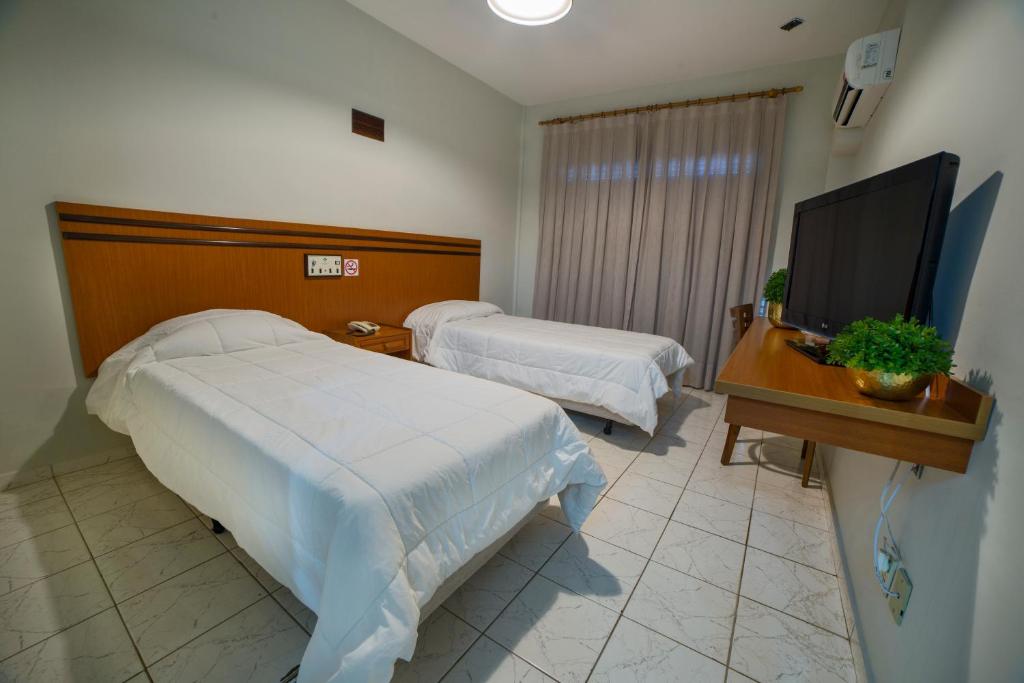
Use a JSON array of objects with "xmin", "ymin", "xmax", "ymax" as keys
[
  {"xmin": 888, "ymin": 567, "xmax": 912, "ymax": 625},
  {"xmin": 305, "ymin": 254, "xmax": 342, "ymax": 278}
]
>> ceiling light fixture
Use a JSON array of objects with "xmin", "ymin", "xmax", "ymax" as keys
[{"xmin": 487, "ymin": 0, "xmax": 572, "ymax": 26}]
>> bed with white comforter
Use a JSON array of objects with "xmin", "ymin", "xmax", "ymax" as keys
[
  {"xmin": 405, "ymin": 301, "xmax": 694, "ymax": 434},
  {"xmin": 86, "ymin": 309, "xmax": 605, "ymax": 683}
]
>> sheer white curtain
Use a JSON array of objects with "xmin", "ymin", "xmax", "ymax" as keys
[{"xmin": 533, "ymin": 95, "xmax": 787, "ymax": 388}]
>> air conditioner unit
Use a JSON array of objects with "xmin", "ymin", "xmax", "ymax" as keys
[{"xmin": 832, "ymin": 28, "xmax": 901, "ymax": 128}]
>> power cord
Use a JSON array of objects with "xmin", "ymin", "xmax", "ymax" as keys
[{"xmin": 873, "ymin": 462, "xmax": 913, "ymax": 597}]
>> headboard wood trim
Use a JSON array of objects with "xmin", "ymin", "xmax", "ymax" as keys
[{"xmin": 56, "ymin": 202, "xmax": 482, "ymax": 376}]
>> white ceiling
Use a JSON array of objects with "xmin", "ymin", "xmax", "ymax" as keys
[{"xmin": 346, "ymin": 0, "xmax": 889, "ymax": 105}]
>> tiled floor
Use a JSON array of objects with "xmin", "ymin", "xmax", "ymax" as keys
[{"xmin": 0, "ymin": 388, "xmax": 856, "ymax": 682}]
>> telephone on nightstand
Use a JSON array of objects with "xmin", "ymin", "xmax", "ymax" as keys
[{"xmin": 347, "ymin": 320, "xmax": 380, "ymax": 336}]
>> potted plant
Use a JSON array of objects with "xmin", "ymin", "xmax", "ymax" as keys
[
  {"xmin": 762, "ymin": 268, "xmax": 790, "ymax": 328},
  {"xmin": 827, "ymin": 316, "xmax": 954, "ymax": 401}
]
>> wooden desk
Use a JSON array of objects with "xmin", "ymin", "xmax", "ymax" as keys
[
  {"xmin": 714, "ymin": 318, "xmax": 992, "ymax": 485},
  {"xmin": 324, "ymin": 324, "xmax": 412, "ymax": 360}
]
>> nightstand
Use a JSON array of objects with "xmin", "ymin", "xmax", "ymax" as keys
[{"xmin": 324, "ymin": 324, "xmax": 412, "ymax": 360}]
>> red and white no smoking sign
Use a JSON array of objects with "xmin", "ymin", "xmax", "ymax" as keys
[{"xmin": 343, "ymin": 258, "xmax": 360, "ymax": 277}]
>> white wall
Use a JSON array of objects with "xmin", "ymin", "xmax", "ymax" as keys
[
  {"xmin": 513, "ymin": 55, "xmax": 842, "ymax": 315},
  {"xmin": 0, "ymin": 0, "xmax": 524, "ymax": 475},
  {"xmin": 819, "ymin": 0, "xmax": 1024, "ymax": 680}
]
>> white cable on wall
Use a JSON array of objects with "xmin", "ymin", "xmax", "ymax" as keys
[{"xmin": 873, "ymin": 461, "xmax": 913, "ymax": 597}]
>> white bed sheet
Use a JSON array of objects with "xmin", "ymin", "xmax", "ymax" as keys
[
  {"xmin": 405, "ymin": 303, "xmax": 694, "ymax": 434},
  {"xmin": 86, "ymin": 310, "xmax": 605, "ymax": 682}
]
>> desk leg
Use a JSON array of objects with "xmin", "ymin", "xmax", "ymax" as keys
[
  {"xmin": 720, "ymin": 424, "xmax": 740, "ymax": 465},
  {"xmin": 801, "ymin": 441, "xmax": 816, "ymax": 488}
]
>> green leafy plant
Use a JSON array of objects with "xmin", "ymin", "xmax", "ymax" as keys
[
  {"xmin": 763, "ymin": 269, "xmax": 787, "ymax": 304},
  {"xmin": 828, "ymin": 316, "xmax": 954, "ymax": 376}
]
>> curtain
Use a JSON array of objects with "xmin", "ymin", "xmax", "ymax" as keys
[{"xmin": 532, "ymin": 95, "xmax": 787, "ymax": 389}]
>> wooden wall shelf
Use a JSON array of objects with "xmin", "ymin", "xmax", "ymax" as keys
[{"xmin": 715, "ymin": 318, "xmax": 992, "ymax": 474}]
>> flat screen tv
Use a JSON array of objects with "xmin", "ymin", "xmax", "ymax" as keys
[{"xmin": 782, "ymin": 151, "xmax": 960, "ymax": 337}]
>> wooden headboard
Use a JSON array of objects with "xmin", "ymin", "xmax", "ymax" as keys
[{"xmin": 56, "ymin": 202, "xmax": 481, "ymax": 376}]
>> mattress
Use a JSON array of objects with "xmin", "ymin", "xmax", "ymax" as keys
[
  {"xmin": 405, "ymin": 301, "xmax": 694, "ymax": 434},
  {"xmin": 86, "ymin": 309, "xmax": 605, "ymax": 682}
]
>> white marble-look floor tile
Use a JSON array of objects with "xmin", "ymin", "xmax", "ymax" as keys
[
  {"xmin": 588, "ymin": 440, "xmax": 641, "ymax": 482},
  {"xmin": 77, "ymin": 490, "xmax": 194, "ymax": 556},
  {"xmin": 442, "ymin": 636, "xmax": 553, "ymax": 682},
  {"xmin": 672, "ymin": 490, "xmax": 751, "ymax": 544},
  {"xmin": 606, "ymin": 472, "xmax": 682, "ymax": 517},
  {"xmin": 580, "ymin": 498, "xmax": 669, "ymax": 558},
  {"xmin": 623, "ymin": 562, "xmax": 735, "ymax": 663},
  {"xmin": 50, "ymin": 453, "xmax": 113, "ymax": 478},
  {"xmin": 392, "ymin": 608, "xmax": 479, "ymax": 683},
  {"xmin": 761, "ymin": 433, "xmax": 807, "ymax": 452},
  {"xmin": 118, "ymin": 552, "xmax": 266, "ymax": 664},
  {"xmin": 591, "ymin": 617, "xmax": 726, "ymax": 683},
  {"xmin": 747, "ymin": 512, "xmax": 835, "ymax": 574},
  {"xmin": 627, "ymin": 437, "xmax": 701, "ymax": 487},
  {"xmin": 730, "ymin": 598, "xmax": 855, "ymax": 683},
  {"xmin": 740, "ymin": 548, "xmax": 846, "ymax": 636},
  {"xmin": 753, "ymin": 479, "xmax": 830, "ymax": 531},
  {"xmin": 704, "ymin": 434, "xmax": 763, "ymax": 467},
  {"xmin": 445, "ymin": 555, "xmax": 534, "ymax": 630},
  {"xmin": 657, "ymin": 418, "xmax": 716, "ymax": 446},
  {"xmin": 652, "ymin": 521, "xmax": 745, "ymax": 593},
  {"xmin": 539, "ymin": 533, "xmax": 646, "ymax": 611},
  {"xmin": 232, "ymin": 547, "xmax": 283, "ymax": 593},
  {"xmin": 487, "ymin": 575, "xmax": 617, "ymax": 682},
  {"xmin": 757, "ymin": 454, "xmax": 822, "ymax": 490},
  {"xmin": 206, "ymin": 521, "xmax": 239, "ymax": 550},
  {"xmin": 148, "ymin": 597, "xmax": 309, "ymax": 683},
  {"xmin": 0, "ymin": 495, "xmax": 74, "ymax": 547},
  {"xmin": 55, "ymin": 456, "xmax": 146, "ymax": 495},
  {"xmin": 63, "ymin": 469, "xmax": 168, "ymax": 521},
  {"xmin": 0, "ymin": 607, "xmax": 142, "ymax": 682},
  {"xmin": 0, "ymin": 466, "xmax": 53, "ymax": 493},
  {"xmin": 727, "ymin": 668, "xmax": 757, "ymax": 682},
  {"xmin": 595, "ymin": 425, "xmax": 653, "ymax": 453},
  {"xmin": 498, "ymin": 516, "xmax": 571, "ymax": 571},
  {"xmin": 271, "ymin": 587, "xmax": 317, "ymax": 635},
  {"xmin": 538, "ymin": 496, "xmax": 568, "ymax": 526},
  {"xmin": 686, "ymin": 463, "xmax": 756, "ymax": 508},
  {"xmin": 0, "ymin": 561, "xmax": 112, "ymax": 659},
  {"xmin": 0, "ymin": 525, "xmax": 90, "ymax": 596},
  {"xmin": 0, "ymin": 479, "xmax": 61, "ymax": 514},
  {"xmin": 666, "ymin": 399, "xmax": 724, "ymax": 429},
  {"xmin": 96, "ymin": 519, "xmax": 225, "ymax": 603}
]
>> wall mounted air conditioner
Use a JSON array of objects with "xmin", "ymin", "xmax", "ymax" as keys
[{"xmin": 832, "ymin": 28, "xmax": 901, "ymax": 128}]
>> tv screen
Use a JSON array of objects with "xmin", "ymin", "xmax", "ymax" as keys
[{"xmin": 782, "ymin": 152, "xmax": 959, "ymax": 337}]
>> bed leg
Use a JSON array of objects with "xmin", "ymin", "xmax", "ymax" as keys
[
  {"xmin": 603, "ymin": 419, "xmax": 613, "ymax": 435},
  {"xmin": 210, "ymin": 518, "xmax": 226, "ymax": 534}
]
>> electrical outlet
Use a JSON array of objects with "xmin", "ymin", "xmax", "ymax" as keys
[
  {"xmin": 888, "ymin": 567, "xmax": 913, "ymax": 625},
  {"xmin": 305, "ymin": 254, "xmax": 342, "ymax": 278}
]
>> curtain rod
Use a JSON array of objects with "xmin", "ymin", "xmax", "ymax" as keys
[{"xmin": 538, "ymin": 85, "xmax": 803, "ymax": 127}]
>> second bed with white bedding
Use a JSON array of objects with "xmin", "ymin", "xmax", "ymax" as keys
[
  {"xmin": 87, "ymin": 310, "xmax": 605, "ymax": 683},
  {"xmin": 405, "ymin": 301, "xmax": 694, "ymax": 434}
]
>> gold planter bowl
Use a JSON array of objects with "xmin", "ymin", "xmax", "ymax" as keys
[
  {"xmin": 766, "ymin": 302, "xmax": 793, "ymax": 328},
  {"xmin": 849, "ymin": 368, "xmax": 934, "ymax": 401}
]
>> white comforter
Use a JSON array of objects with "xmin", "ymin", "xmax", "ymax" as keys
[
  {"xmin": 86, "ymin": 310, "xmax": 605, "ymax": 683},
  {"xmin": 405, "ymin": 301, "xmax": 694, "ymax": 434}
]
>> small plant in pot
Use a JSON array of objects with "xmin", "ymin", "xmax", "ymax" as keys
[
  {"xmin": 762, "ymin": 268, "xmax": 791, "ymax": 328},
  {"xmin": 827, "ymin": 316, "xmax": 954, "ymax": 401}
]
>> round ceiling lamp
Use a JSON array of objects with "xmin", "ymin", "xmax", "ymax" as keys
[{"xmin": 487, "ymin": 0, "xmax": 572, "ymax": 26}]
